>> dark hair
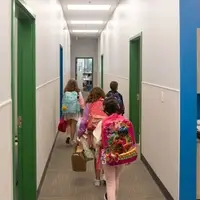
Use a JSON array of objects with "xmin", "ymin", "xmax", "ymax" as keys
[
  {"xmin": 86, "ymin": 87, "xmax": 105, "ymax": 103},
  {"xmin": 64, "ymin": 79, "xmax": 80, "ymax": 93},
  {"xmin": 110, "ymin": 81, "xmax": 118, "ymax": 92},
  {"xmin": 103, "ymin": 97, "xmax": 119, "ymax": 115}
]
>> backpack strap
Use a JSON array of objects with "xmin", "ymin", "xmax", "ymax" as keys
[{"xmin": 96, "ymin": 121, "xmax": 105, "ymax": 169}]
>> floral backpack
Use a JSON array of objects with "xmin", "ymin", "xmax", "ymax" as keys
[{"xmin": 101, "ymin": 113, "xmax": 137, "ymax": 166}]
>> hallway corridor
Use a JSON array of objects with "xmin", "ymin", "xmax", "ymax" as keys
[
  {"xmin": 2, "ymin": 0, "xmax": 199, "ymax": 199},
  {"xmin": 38, "ymin": 133, "xmax": 166, "ymax": 200}
]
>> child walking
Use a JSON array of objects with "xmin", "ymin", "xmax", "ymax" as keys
[
  {"xmin": 93, "ymin": 97, "xmax": 137, "ymax": 200},
  {"xmin": 62, "ymin": 79, "xmax": 84, "ymax": 145},
  {"xmin": 106, "ymin": 81, "xmax": 125, "ymax": 115},
  {"xmin": 77, "ymin": 87, "xmax": 107, "ymax": 186}
]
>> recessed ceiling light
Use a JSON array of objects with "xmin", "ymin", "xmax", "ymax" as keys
[
  {"xmin": 67, "ymin": 5, "xmax": 111, "ymax": 11},
  {"xmin": 70, "ymin": 20, "xmax": 104, "ymax": 25},
  {"xmin": 72, "ymin": 30, "xmax": 99, "ymax": 33}
]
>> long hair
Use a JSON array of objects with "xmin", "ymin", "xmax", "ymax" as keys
[
  {"xmin": 64, "ymin": 79, "xmax": 80, "ymax": 93},
  {"xmin": 86, "ymin": 87, "xmax": 105, "ymax": 103}
]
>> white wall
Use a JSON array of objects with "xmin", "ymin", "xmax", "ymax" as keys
[
  {"xmin": 99, "ymin": 0, "xmax": 180, "ymax": 199},
  {"xmin": 97, "ymin": 38, "xmax": 101, "ymax": 87},
  {"xmin": 64, "ymin": 30, "xmax": 71, "ymax": 85},
  {"xmin": 71, "ymin": 37, "xmax": 98, "ymax": 86},
  {"xmin": 0, "ymin": 0, "xmax": 13, "ymax": 199},
  {"xmin": 0, "ymin": 1, "xmax": 70, "ymax": 199},
  {"xmin": 24, "ymin": 0, "xmax": 71, "ymax": 187}
]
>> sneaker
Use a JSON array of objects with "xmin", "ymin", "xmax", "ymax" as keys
[
  {"xmin": 104, "ymin": 193, "xmax": 108, "ymax": 200},
  {"xmin": 94, "ymin": 179, "xmax": 101, "ymax": 187},
  {"xmin": 65, "ymin": 137, "xmax": 70, "ymax": 144}
]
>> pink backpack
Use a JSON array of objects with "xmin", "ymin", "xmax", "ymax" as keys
[
  {"xmin": 87, "ymin": 98, "xmax": 107, "ymax": 131},
  {"xmin": 101, "ymin": 113, "xmax": 137, "ymax": 166}
]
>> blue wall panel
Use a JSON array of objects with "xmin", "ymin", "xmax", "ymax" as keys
[
  {"xmin": 179, "ymin": 0, "xmax": 200, "ymax": 199},
  {"xmin": 197, "ymin": 94, "xmax": 200, "ymax": 119}
]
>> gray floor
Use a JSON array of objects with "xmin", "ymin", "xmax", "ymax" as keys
[{"xmin": 38, "ymin": 133, "xmax": 166, "ymax": 200}]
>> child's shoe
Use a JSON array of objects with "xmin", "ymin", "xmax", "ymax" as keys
[
  {"xmin": 65, "ymin": 137, "xmax": 70, "ymax": 144},
  {"xmin": 94, "ymin": 179, "xmax": 101, "ymax": 187}
]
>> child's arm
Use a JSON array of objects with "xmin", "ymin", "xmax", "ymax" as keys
[
  {"xmin": 77, "ymin": 103, "xmax": 89, "ymax": 138},
  {"xmin": 120, "ymin": 93, "xmax": 125, "ymax": 115},
  {"xmin": 78, "ymin": 92, "xmax": 85, "ymax": 109},
  {"xmin": 93, "ymin": 121, "xmax": 102, "ymax": 146}
]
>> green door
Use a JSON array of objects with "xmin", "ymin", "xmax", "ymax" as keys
[
  {"xmin": 12, "ymin": 1, "xmax": 36, "ymax": 200},
  {"xmin": 129, "ymin": 37, "xmax": 141, "ymax": 143},
  {"xmin": 101, "ymin": 55, "xmax": 104, "ymax": 89}
]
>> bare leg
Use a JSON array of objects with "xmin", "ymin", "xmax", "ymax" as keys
[
  {"xmin": 94, "ymin": 159, "xmax": 101, "ymax": 179},
  {"xmin": 66, "ymin": 119, "xmax": 72, "ymax": 144},
  {"xmin": 70, "ymin": 119, "xmax": 77, "ymax": 141},
  {"xmin": 94, "ymin": 158, "xmax": 101, "ymax": 186},
  {"xmin": 67, "ymin": 125, "xmax": 71, "ymax": 137},
  {"xmin": 88, "ymin": 134, "xmax": 94, "ymax": 149}
]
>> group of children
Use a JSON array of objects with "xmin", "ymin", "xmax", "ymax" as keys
[{"xmin": 62, "ymin": 79, "xmax": 137, "ymax": 200}]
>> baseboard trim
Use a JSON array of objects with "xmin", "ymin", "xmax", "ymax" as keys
[
  {"xmin": 141, "ymin": 154, "xmax": 174, "ymax": 200},
  {"xmin": 37, "ymin": 131, "xmax": 59, "ymax": 199}
]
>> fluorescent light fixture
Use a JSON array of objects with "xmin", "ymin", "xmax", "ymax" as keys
[
  {"xmin": 70, "ymin": 20, "xmax": 104, "ymax": 25},
  {"xmin": 72, "ymin": 30, "xmax": 99, "ymax": 33},
  {"xmin": 67, "ymin": 5, "xmax": 111, "ymax": 11}
]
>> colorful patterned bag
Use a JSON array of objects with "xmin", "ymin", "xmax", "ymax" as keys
[{"xmin": 101, "ymin": 114, "xmax": 137, "ymax": 166}]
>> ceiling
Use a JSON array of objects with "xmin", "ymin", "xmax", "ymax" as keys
[{"xmin": 59, "ymin": 0, "xmax": 120, "ymax": 37}]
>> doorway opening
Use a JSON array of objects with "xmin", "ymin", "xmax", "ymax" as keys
[
  {"xmin": 101, "ymin": 55, "xmax": 104, "ymax": 89},
  {"xmin": 59, "ymin": 45, "xmax": 64, "ymax": 118},
  {"xmin": 129, "ymin": 34, "xmax": 142, "ymax": 144},
  {"xmin": 12, "ymin": 1, "xmax": 36, "ymax": 200},
  {"xmin": 75, "ymin": 57, "xmax": 93, "ymax": 92}
]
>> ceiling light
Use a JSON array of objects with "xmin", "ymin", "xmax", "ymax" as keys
[
  {"xmin": 72, "ymin": 30, "xmax": 99, "ymax": 33},
  {"xmin": 70, "ymin": 20, "xmax": 104, "ymax": 24},
  {"xmin": 67, "ymin": 5, "xmax": 111, "ymax": 11}
]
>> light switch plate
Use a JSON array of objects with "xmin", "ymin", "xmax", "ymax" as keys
[{"xmin": 161, "ymin": 91, "xmax": 164, "ymax": 102}]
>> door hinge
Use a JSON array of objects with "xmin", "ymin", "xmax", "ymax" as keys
[
  {"xmin": 137, "ymin": 93, "xmax": 140, "ymax": 101},
  {"xmin": 18, "ymin": 116, "xmax": 22, "ymax": 128}
]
